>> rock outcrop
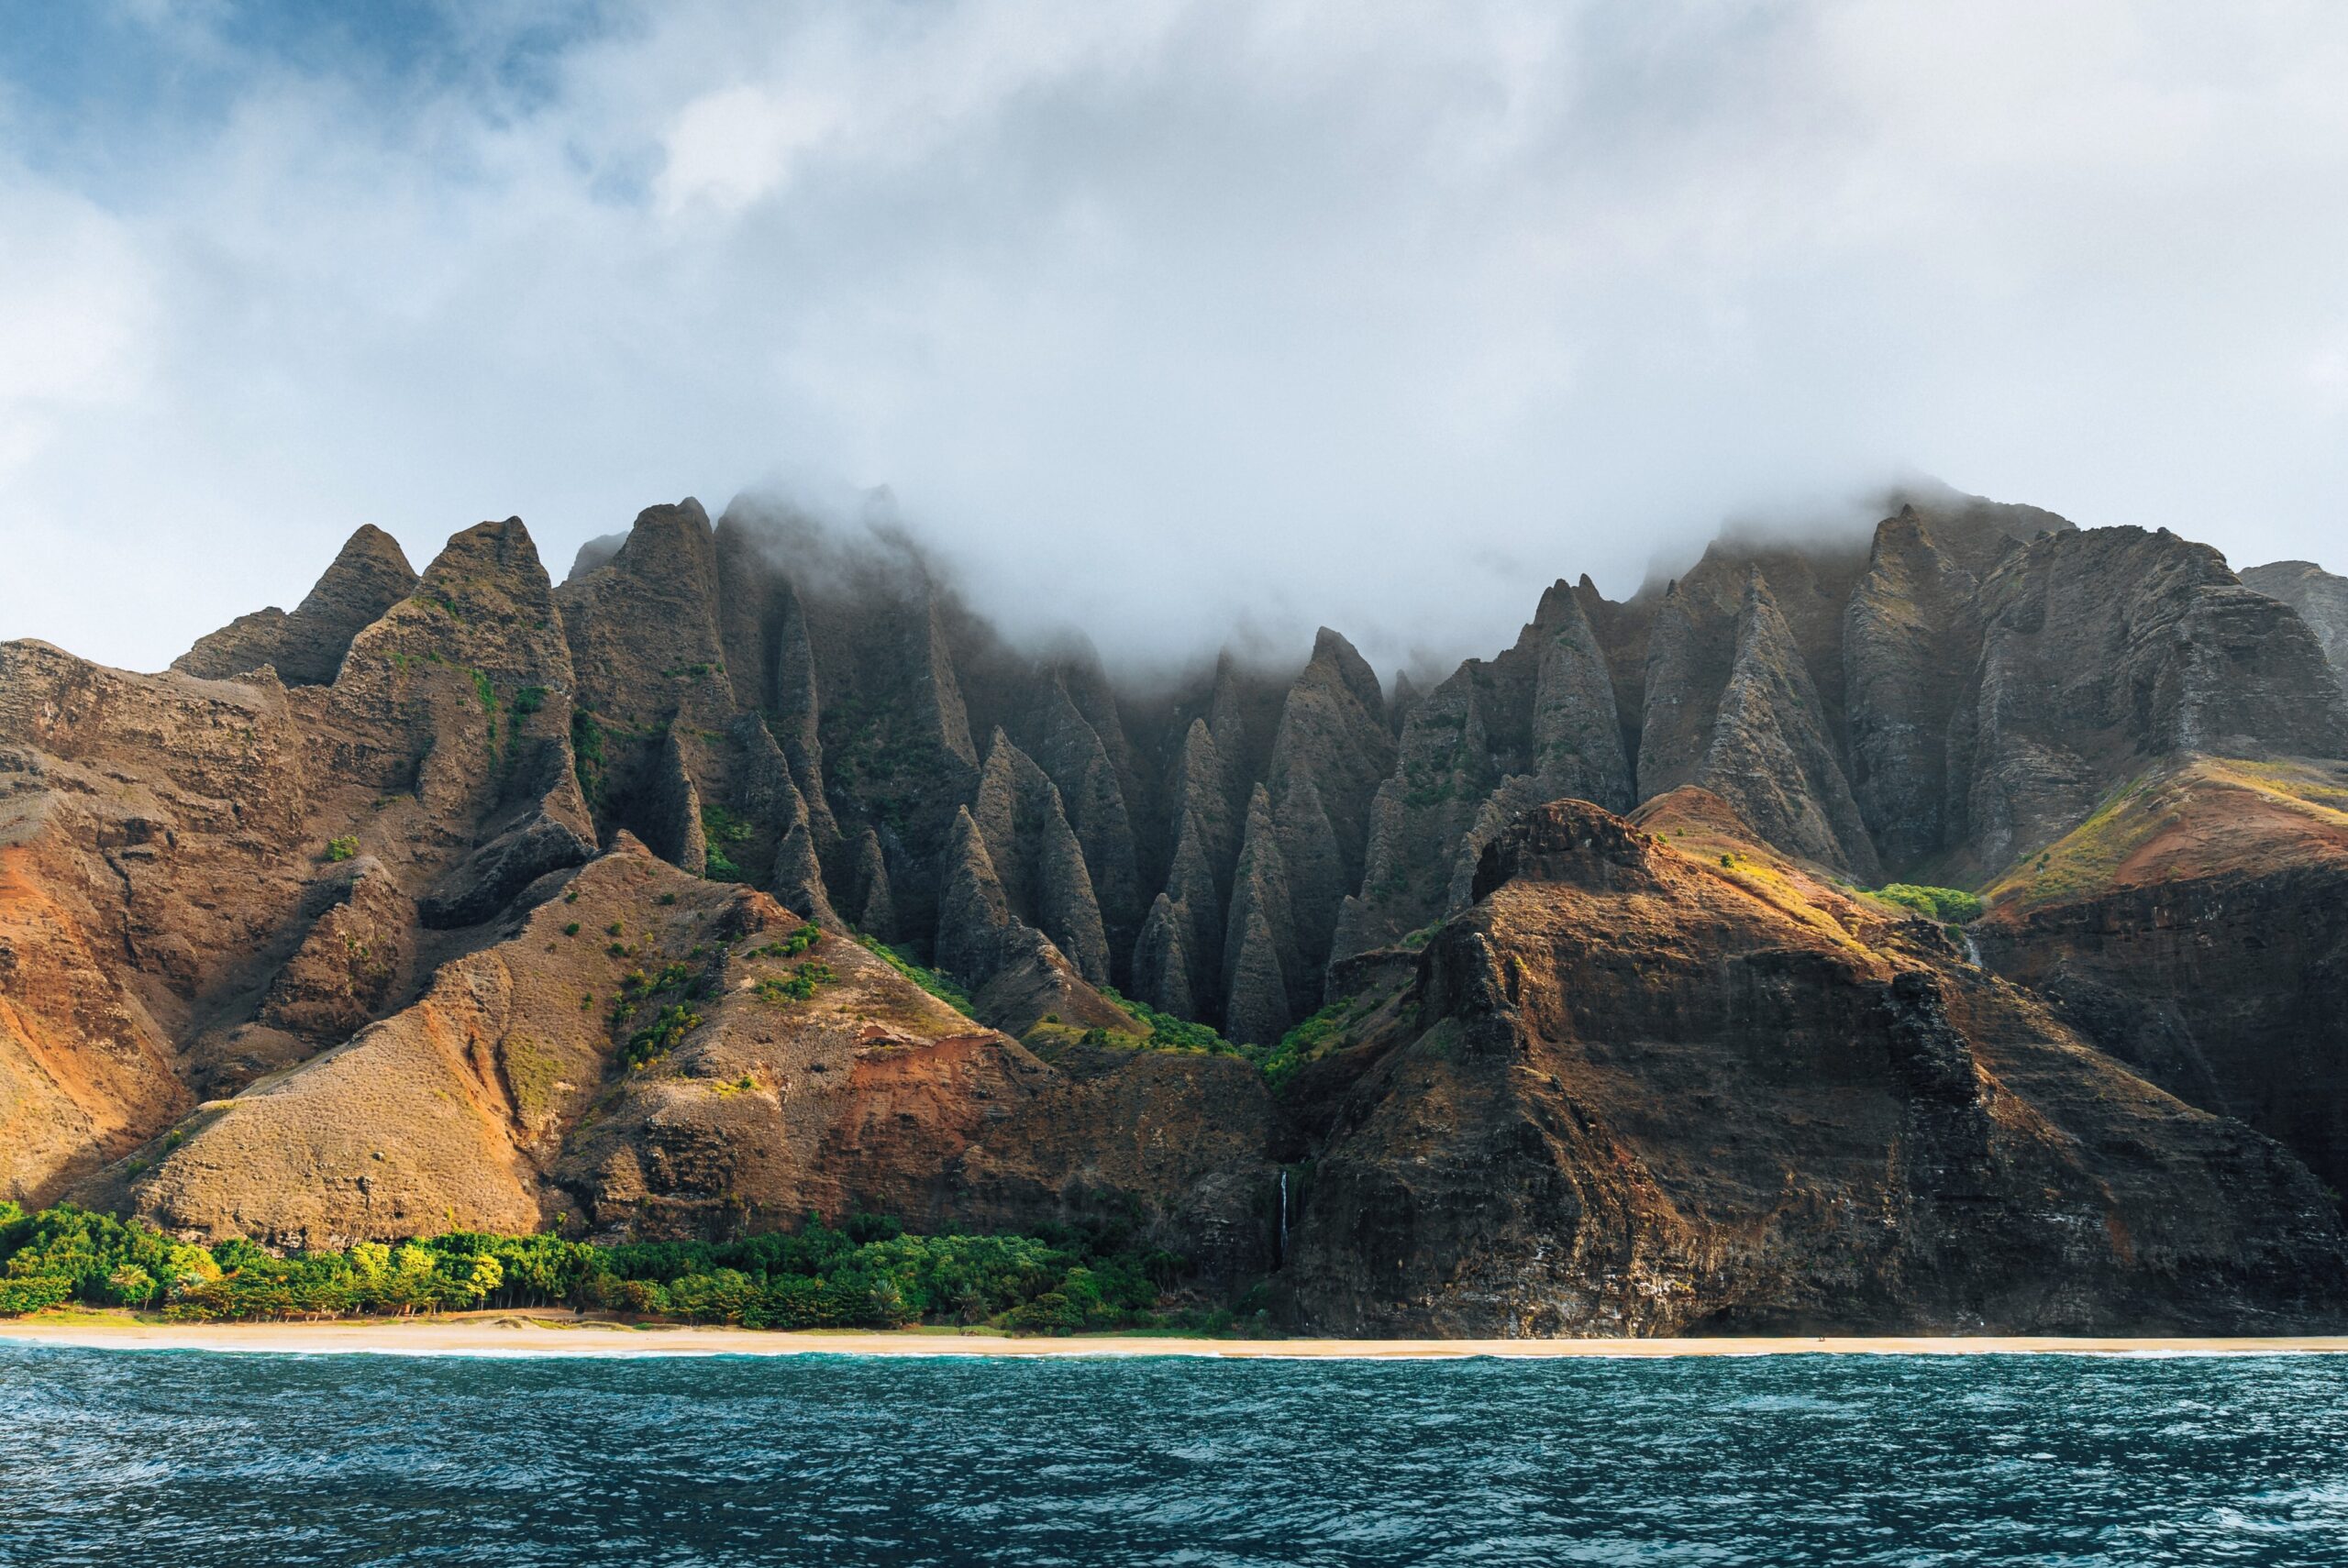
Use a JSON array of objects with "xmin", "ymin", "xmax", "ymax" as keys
[
  {"xmin": 1691, "ymin": 573, "xmax": 1880, "ymax": 880},
  {"xmin": 1338, "ymin": 581, "xmax": 1633, "ymax": 956},
  {"xmin": 175, "ymin": 525, "xmax": 417, "ymax": 686},
  {"xmin": 2243, "ymin": 559, "xmax": 2348, "ymax": 685},
  {"xmin": 1975, "ymin": 756, "xmax": 2348, "ymax": 1201},
  {"xmin": 1956, "ymin": 527, "xmax": 2348, "ymax": 872},
  {"xmin": 108, "ymin": 840, "xmax": 1279, "ymax": 1280},
  {"xmin": 969, "ymin": 732, "xmax": 1111, "ymax": 983},
  {"xmin": 1281, "ymin": 796, "xmax": 2348, "ymax": 1334},
  {"xmin": 1843, "ymin": 507, "xmax": 1988, "ymax": 875}
]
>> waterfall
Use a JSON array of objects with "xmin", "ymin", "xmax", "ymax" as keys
[
  {"xmin": 1278, "ymin": 1169, "xmax": 1289, "ymax": 1266},
  {"xmin": 1959, "ymin": 927, "xmax": 1984, "ymax": 968}
]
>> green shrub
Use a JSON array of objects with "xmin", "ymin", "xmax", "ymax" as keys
[
  {"xmin": 622, "ymin": 1003, "xmax": 703, "ymax": 1068},
  {"xmin": 1097, "ymin": 987, "xmax": 1238, "ymax": 1056},
  {"xmin": 322, "ymin": 836, "xmax": 359, "ymax": 864},
  {"xmin": 1873, "ymin": 884, "xmax": 1986, "ymax": 924},
  {"xmin": 755, "ymin": 961, "xmax": 835, "ymax": 1005},
  {"xmin": 1095, "ymin": 985, "xmax": 1334, "ymax": 1090},
  {"xmin": 752, "ymin": 923, "xmax": 824, "ymax": 961},
  {"xmin": 0, "ymin": 1276, "xmax": 71, "ymax": 1315},
  {"xmin": 570, "ymin": 710, "xmax": 608, "ymax": 806}
]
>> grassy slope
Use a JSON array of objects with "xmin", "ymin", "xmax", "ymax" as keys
[{"xmin": 1981, "ymin": 756, "xmax": 2348, "ymax": 917}]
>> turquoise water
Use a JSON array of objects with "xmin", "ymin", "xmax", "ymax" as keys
[{"xmin": 6, "ymin": 1346, "xmax": 2348, "ymax": 1565}]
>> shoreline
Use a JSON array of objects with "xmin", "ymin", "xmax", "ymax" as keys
[{"xmin": 6, "ymin": 1312, "xmax": 2348, "ymax": 1360}]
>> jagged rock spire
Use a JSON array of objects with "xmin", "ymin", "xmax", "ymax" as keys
[
  {"xmin": 850, "ymin": 828, "xmax": 897, "ymax": 942},
  {"xmin": 642, "ymin": 728, "xmax": 709, "ymax": 878},
  {"xmin": 765, "ymin": 578, "xmax": 841, "ymax": 852},
  {"xmin": 175, "ymin": 525, "xmax": 418, "ymax": 686},
  {"xmin": 973, "ymin": 730, "xmax": 1111, "ymax": 983},
  {"xmin": 316, "ymin": 517, "xmax": 594, "ymax": 925},
  {"xmin": 1132, "ymin": 892, "xmax": 1198, "ymax": 1021},
  {"xmin": 1023, "ymin": 668, "xmax": 1143, "ymax": 968},
  {"xmin": 1524, "ymin": 580, "xmax": 1634, "ymax": 811},
  {"xmin": 556, "ymin": 498, "xmax": 736, "ymax": 730},
  {"xmin": 935, "ymin": 805, "xmax": 1016, "ymax": 987},
  {"xmin": 1246, "ymin": 628, "xmax": 1394, "ymax": 1010},
  {"xmin": 770, "ymin": 823, "xmax": 840, "ymax": 927},
  {"xmin": 1222, "ymin": 783, "xmax": 1301, "ymax": 1044},
  {"xmin": 1692, "ymin": 571, "xmax": 1881, "ymax": 881}
]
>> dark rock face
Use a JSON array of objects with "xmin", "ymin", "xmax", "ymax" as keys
[
  {"xmin": 175, "ymin": 525, "xmax": 417, "ymax": 686},
  {"xmin": 1281, "ymin": 798, "xmax": 2348, "ymax": 1335},
  {"xmin": 1340, "ymin": 582, "xmax": 1632, "ymax": 957},
  {"xmin": 1975, "ymin": 756, "xmax": 2348, "ymax": 1204},
  {"xmin": 1221, "ymin": 785, "xmax": 1302, "ymax": 1045},
  {"xmin": 1957, "ymin": 527, "xmax": 2348, "ymax": 872},
  {"xmin": 1218, "ymin": 630, "xmax": 1393, "ymax": 1039},
  {"xmin": 2243, "ymin": 559, "xmax": 2348, "ymax": 685},
  {"xmin": 970, "ymin": 732, "xmax": 1110, "ymax": 984},
  {"xmin": 1019, "ymin": 668, "xmax": 1142, "ymax": 976},
  {"xmin": 1843, "ymin": 507, "xmax": 1988, "ymax": 874},
  {"xmin": 1987, "ymin": 866, "xmax": 2348, "ymax": 1199},
  {"xmin": 557, "ymin": 500, "xmax": 734, "ymax": 732},
  {"xmin": 1693, "ymin": 574, "xmax": 1880, "ymax": 880},
  {"xmin": 1264, "ymin": 631, "xmax": 1392, "ymax": 947}
]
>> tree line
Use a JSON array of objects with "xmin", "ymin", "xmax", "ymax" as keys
[{"xmin": 0, "ymin": 1203, "xmax": 1219, "ymax": 1333}]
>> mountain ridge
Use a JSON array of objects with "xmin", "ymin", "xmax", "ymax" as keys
[{"xmin": 6, "ymin": 482, "xmax": 2347, "ymax": 1333}]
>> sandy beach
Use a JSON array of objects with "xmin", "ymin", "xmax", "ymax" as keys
[{"xmin": 6, "ymin": 1312, "xmax": 2348, "ymax": 1360}]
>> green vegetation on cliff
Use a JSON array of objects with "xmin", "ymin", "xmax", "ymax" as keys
[
  {"xmin": 0, "ymin": 1203, "xmax": 1213, "ymax": 1332},
  {"xmin": 1870, "ymin": 884, "xmax": 1985, "ymax": 924},
  {"xmin": 1072, "ymin": 988, "xmax": 1338, "ymax": 1092},
  {"xmin": 701, "ymin": 804, "xmax": 752, "ymax": 880},
  {"xmin": 853, "ymin": 933, "xmax": 977, "ymax": 1017}
]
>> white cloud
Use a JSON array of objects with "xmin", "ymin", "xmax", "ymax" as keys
[
  {"xmin": 2, "ymin": 0, "xmax": 2345, "ymax": 675},
  {"xmin": 0, "ymin": 172, "xmax": 154, "ymax": 476}
]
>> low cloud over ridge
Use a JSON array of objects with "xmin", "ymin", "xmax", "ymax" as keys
[{"xmin": 3, "ymin": 1, "xmax": 2345, "ymax": 673}]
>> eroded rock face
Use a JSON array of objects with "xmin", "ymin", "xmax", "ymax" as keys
[
  {"xmin": 1975, "ymin": 756, "xmax": 2348, "ymax": 1202},
  {"xmin": 1281, "ymin": 797, "xmax": 2348, "ymax": 1335},
  {"xmin": 1956, "ymin": 527, "xmax": 2348, "ymax": 872},
  {"xmin": 0, "ymin": 649, "xmax": 312, "ymax": 1199},
  {"xmin": 255, "ymin": 859, "xmax": 414, "ymax": 1045},
  {"xmin": 2243, "ymin": 559, "xmax": 2348, "ymax": 685},
  {"xmin": 970, "ymin": 732, "xmax": 1110, "ymax": 984},
  {"xmin": 175, "ymin": 525, "xmax": 417, "ymax": 686},
  {"xmin": 1844, "ymin": 507, "xmax": 1988, "ymax": 876},
  {"xmin": 1693, "ymin": 574, "xmax": 1880, "ymax": 880},
  {"xmin": 1339, "ymin": 582, "xmax": 1633, "ymax": 958}
]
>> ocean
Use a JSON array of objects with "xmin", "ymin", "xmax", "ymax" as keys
[{"xmin": 5, "ymin": 1344, "xmax": 2347, "ymax": 1565}]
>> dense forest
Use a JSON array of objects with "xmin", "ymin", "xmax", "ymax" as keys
[{"xmin": 0, "ymin": 1204, "xmax": 1251, "ymax": 1334}]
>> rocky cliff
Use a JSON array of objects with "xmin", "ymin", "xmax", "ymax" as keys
[
  {"xmin": 1279, "ymin": 797, "xmax": 2346, "ymax": 1334},
  {"xmin": 6, "ymin": 480, "xmax": 2348, "ymax": 1334}
]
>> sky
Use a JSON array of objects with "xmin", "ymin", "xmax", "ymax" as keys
[{"xmin": 3, "ymin": 0, "xmax": 2345, "ymax": 679}]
